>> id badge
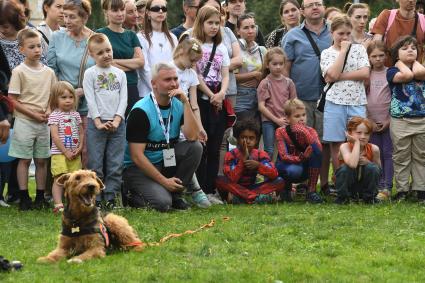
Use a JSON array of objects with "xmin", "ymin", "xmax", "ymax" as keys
[{"xmin": 163, "ymin": 148, "xmax": 176, "ymax": 167}]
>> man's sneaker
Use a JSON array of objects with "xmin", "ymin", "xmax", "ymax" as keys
[
  {"xmin": 307, "ymin": 192, "xmax": 323, "ymax": 204},
  {"xmin": 207, "ymin": 193, "xmax": 224, "ymax": 205},
  {"xmin": 172, "ymin": 198, "xmax": 191, "ymax": 210},
  {"xmin": 393, "ymin": 191, "xmax": 408, "ymax": 202},
  {"xmin": 0, "ymin": 199, "xmax": 10, "ymax": 207},
  {"xmin": 19, "ymin": 198, "xmax": 32, "ymax": 211},
  {"xmin": 192, "ymin": 190, "xmax": 211, "ymax": 208},
  {"xmin": 334, "ymin": 197, "xmax": 349, "ymax": 205},
  {"xmin": 376, "ymin": 190, "xmax": 390, "ymax": 201}
]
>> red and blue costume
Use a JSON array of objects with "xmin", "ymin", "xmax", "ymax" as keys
[
  {"xmin": 275, "ymin": 123, "xmax": 322, "ymax": 193},
  {"xmin": 216, "ymin": 148, "xmax": 285, "ymax": 203}
]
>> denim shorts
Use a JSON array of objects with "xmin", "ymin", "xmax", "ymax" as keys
[
  {"xmin": 323, "ymin": 101, "xmax": 366, "ymax": 142},
  {"xmin": 8, "ymin": 117, "xmax": 50, "ymax": 159},
  {"xmin": 235, "ymin": 86, "xmax": 258, "ymax": 113}
]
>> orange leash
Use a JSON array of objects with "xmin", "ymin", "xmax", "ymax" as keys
[{"xmin": 125, "ymin": 217, "xmax": 230, "ymax": 248}]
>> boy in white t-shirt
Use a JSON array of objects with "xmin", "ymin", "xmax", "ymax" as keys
[
  {"xmin": 8, "ymin": 29, "xmax": 57, "ymax": 211},
  {"xmin": 83, "ymin": 33, "xmax": 127, "ymax": 209}
]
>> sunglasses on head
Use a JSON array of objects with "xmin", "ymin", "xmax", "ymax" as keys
[{"xmin": 149, "ymin": 5, "xmax": 167, "ymax": 12}]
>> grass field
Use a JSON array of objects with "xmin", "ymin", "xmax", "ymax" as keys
[{"xmin": 2, "ymin": 195, "xmax": 425, "ymax": 282}]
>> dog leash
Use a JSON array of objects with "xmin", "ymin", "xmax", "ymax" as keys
[{"xmin": 125, "ymin": 217, "xmax": 230, "ymax": 248}]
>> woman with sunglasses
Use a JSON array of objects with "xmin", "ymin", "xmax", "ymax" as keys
[
  {"xmin": 98, "ymin": 0, "xmax": 144, "ymax": 114},
  {"xmin": 137, "ymin": 0, "xmax": 178, "ymax": 96}
]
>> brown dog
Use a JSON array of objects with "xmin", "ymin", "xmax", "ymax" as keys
[{"xmin": 38, "ymin": 170, "xmax": 145, "ymax": 263}]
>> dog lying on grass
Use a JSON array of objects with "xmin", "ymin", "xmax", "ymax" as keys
[{"xmin": 37, "ymin": 170, "xmax": 144, "ymax": 263}]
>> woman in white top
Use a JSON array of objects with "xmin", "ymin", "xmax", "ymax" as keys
[{"xmin": 137, "ymin": 0, "xmax": 177, "ymax": 97}]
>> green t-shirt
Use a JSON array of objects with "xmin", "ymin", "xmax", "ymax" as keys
[{"xmin": 97, "ymin": 27, "xmax": 141, "ymax": 86}]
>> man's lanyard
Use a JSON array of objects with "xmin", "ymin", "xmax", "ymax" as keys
[{"xmin": 151, "ymin": 93, "xmax": 172, "ymax": 146}]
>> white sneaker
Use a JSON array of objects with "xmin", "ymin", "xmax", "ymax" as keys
[
  {"xmin": 0, "ymin": 200, "xmax": 10, "ymax": 207},
  {"xmin": 192, "ymin": 190, "xmax": 212, "ymax": 208},
  {"xmin": 207, "ymin": 193, "xmax": 224, "ymax": 205}
]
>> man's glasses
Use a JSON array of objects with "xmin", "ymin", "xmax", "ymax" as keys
[
  {"xmin": 149, "ymin": 5, "xmax": 167, "ymax": 12},
  {"xmin": 303, "ymin": 2, "xmax": 323, "ymax": 9}
]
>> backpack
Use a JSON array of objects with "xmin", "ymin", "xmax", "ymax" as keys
[{"xmin": 384, "ymin": 9, "xmax": 425, "ymax": 41}]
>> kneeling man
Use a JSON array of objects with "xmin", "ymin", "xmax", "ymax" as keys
[{"xmin": 124, "ymin": 63, "xmax": 202, "ymax": 211}]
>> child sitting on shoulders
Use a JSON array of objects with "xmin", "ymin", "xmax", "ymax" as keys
[
  {"xmin": 216, "ymin": 119, "xmax": 285, "ymax": 204},
  {"xmin": 334, "ymin": 117, "xmax": 381, "ymax": 204},
  {"xmin": 275, "ymin": 99, "xmax": 323, "ymax": 204}
]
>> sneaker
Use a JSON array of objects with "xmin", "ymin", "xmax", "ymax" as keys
[
  {"xmin": 95, "ymin": 201, "xmax": 103, "ymax": 209},
  {"xmin": 254, "ymin": 194, "xmax": 273, "ymax": 204},
  {"xmin": 279, "ymin": 189, "xmax": 294, "ymax": 202},
  {"xmin": 6, "ymin": 195, "xmax": 19, "ymax": 204},
  {"xmin": 52, "ymin": 204, "xmax": 64, "ymax": 214},
  {"xmin": 0, "ymin": 200, "xmax": 10, "ymax": 207},
  {"xmin": 307, "ymin": 192, "xmax": 323, "ymax": 204},
  {"xmin": 393, "ymin": 191, "xmax": 408, "ymax": 202},
  {"xmin": 192, "ymin": 190, "xmax": 211, "ymax": 208},
  {"xmin": 334, "ymin": 197, "xmax": 349, "ymax": 205},
  {"xmin": 33, "ymin": 198, "xmax": 50, "ymax": 209},
  {"xmin": 19, "ymin": 198, "xmax": 32, "ymax": 211},
  {"xmin": 376, "ymin": 190, "xmax": 390, "ymax": 201},
  {"xmin": 172, "ymin": 198, "xmax": 191, "ymax": 210},
  {"xmin": 207, "ymin": 193, "xmax": 224, "ymax": 205},
  {"xmin": 320, "ymin": 183, "xmax": 337, "ymax": 196},
  {"xmin": 104, "ymin": 200, "xmax": 116, "ymax": 210}
]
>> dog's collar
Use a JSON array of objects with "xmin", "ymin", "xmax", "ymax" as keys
[
  {"xmin": 61, "ymin": 222, "xmax": 110, "ymax": 247},
  {"xmin": 61, "ymin": 207, "xmax": 110, "ymax": 247}
]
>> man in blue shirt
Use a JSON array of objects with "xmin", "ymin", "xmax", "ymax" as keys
[
  {"xmin": 281, "ymin": 0, "xmax": 332, "ymax": 191},
  {"xmin": 124, "ymin": 62, "xmax": 202, "ymax": 212}
]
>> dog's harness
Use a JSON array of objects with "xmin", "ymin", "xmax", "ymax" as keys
[{"xmin": 61, "ymin": 209, "xmax": 110, "ymax": 248}]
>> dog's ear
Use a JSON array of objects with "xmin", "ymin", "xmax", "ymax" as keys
[
  {"xmin": 96, "ymin": 176, "xmax": 105, "ymax": 191},
  {"xmin": 57, "ymin": 173, "xmax": 71, "ymax": 186}
]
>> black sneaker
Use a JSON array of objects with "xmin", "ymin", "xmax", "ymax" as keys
[
  {"xmin": 95, "ymin": 201, "xmax": 103, "ymax": 209},
  {"xmin": 334, "ymin": 197, "xmax": 349, "ymax": 205},
  {"xmin": 33, "ymin": 197, "xmax": 50, "ymax": 209},
  {"xmin": 6, "ymin": 194, "xmax": 19, "ymax": 204},
  {"xmin": 172, "ymin": 198, "xmax": 190, "ymax": 210},
  {"xmin": 393, "ymin": 191, "xmax": 408, "ymax": 202},
  {"xmin": 307, "ymin": 192, "xmax": 323, "ymax": 204},
  {"xmin": 19, "ymin": 198, "xmax": 32, "ymax": 211},
  {"xmin": 279, "ymin": 189, "xmax": 294, "ymax": 202}
]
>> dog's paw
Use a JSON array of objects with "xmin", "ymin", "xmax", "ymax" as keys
[
  {"xmin": 37, "ymin": 257, "xmax": 55, "ymax": 264},
  {"xmin": 67, "ymin": 258, "xmax": 83, "ymax": 264}
]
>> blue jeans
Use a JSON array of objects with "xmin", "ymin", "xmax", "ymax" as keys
[
  {"xmin": 276, "ymin": 143, "xmax": 322, "ymax": 181},
  {"xmin": 262, "ymin": 121, "xmax": 278, "ymax": 159},
  {"xmin": 87, "ymin": 119, "xmax": 126, "ymax": 201}
]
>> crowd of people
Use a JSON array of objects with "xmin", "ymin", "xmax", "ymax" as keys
[{"xmin": 0, "ymin": 0, "xmax": 424, "ymax": 212}]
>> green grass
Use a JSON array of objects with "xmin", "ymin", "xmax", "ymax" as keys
[{"xmin": 2, "ymin": 198, "xmax": 425, "ymax": 282}]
